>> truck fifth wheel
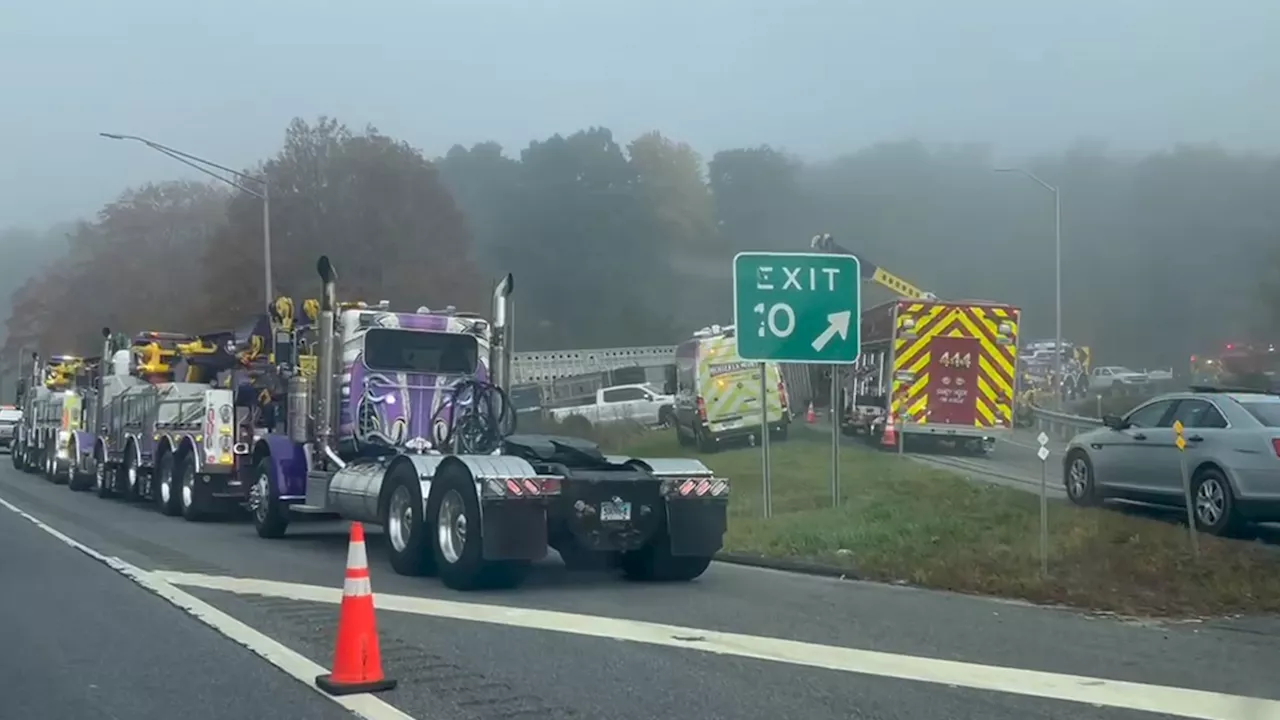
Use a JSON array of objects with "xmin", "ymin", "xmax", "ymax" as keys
[{"xmin": 244, "ymin": 256, "xmax": 730, "ymax": 590}]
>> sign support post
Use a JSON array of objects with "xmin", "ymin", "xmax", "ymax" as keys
[
  {"xmin": 733, "ymin": 251, "xmax": 863, "ymax": 519},
  {"xmin": 1036, "ymin": 431, "xmax": 1051, "ymax": 577},
  {"xmin": 760, "ymin": 363, "xmax": 772, "ymax": 518},
  {"xmin": 1174, "ymin": 420, "xmax": 1200, "ymax": 558},
  {"xmin": 831, "ymin": 366, "xmax": 840, "ymax": 507}
]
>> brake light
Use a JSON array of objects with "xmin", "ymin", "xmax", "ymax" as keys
[
  {"xmin": 1272, "ymin": 439, "xmax": 1280, "ymax": 458},
  {"xmin": 777, "ymin": 382, "xmax": 789, "ymax": 410},
  {"xmin": 695, "ymin": 396, "xmax": 707, "ymax": 421}
]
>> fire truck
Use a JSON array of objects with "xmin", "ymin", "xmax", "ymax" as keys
[{"xmin": 807, "ymin": 234, "xmax": 1022, "ymax": 453}]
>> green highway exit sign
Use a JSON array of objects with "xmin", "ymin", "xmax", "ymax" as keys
[{"xmin": 732, "ymin": 251, "xmax": 862, "ymax": 364}]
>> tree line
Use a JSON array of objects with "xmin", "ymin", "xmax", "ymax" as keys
[{"xmin": 4, "ymin": 117, "xmax": 1280, "ymax": 371}]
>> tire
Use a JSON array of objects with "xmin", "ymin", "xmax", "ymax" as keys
[
  {"xmin": 179, "ymin": 453, "xmax": 208, "ymax": 521},
  {"xmin": 94, "ymin": 449, "xmax": 114, "ymax": 499},
  {"xmin": 772, "ymin": 421, "xmax": 789, "ymax": 442},
  {"xmin": 1190, "ymin": 466, "xmax": 1242, "ymax": 537},
  {"xmin": 1064, "ymin": 449, "xmax": 1101, "ymax": 507},
  {"xmin": 153, "ymin": 452, "xmax": 182, "ymax": 516},
  {"xmin": 675, "ymin": 420, "xmax": 694, "ymax": 447},
  {"xmin": 119, "ymin": 448, "xmax": 139, "ymax": 500},
  {"xmin": 621, "ymin": 526, "xmax": 713, "ymax": 582},
  {"xmin": 68, "ymin": 445, "xmax": 92, "ymax": 491},
  {"xmin": 251, "ymin": 457, "xmax": 290, "ymax": 538},
  {"xmin": 11, "ymin": 442, "xmax": 22, "ymax": 470},
  {"xmin": 44, "ymin": 447, "xmax": 58, "ymax": 483},
  {"xmin": 382, "ymin": 463, "xmax": 435, "ymax": 576},
  {"xmin": 427, "ymin": 463, "xmax": 528, "ymax": 590},
  {"xmin": 657, "ymin": 406, "xmax": 675, "ymax": 429},
  {"xmin": 694, "ymin": 425, "xmax": 717, "ymax": 454}
]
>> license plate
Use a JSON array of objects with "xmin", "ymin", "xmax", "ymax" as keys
[{"xmin": 600, "ymin": 501, "xmax": 632, "ymax": 522}]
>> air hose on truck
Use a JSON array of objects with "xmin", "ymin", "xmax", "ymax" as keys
[{"xmin": 430, "ymin": 378, "xmax": 516, "ymax": 455}]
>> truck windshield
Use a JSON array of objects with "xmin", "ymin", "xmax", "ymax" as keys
[{"xmin": 363, "ymin": 329, "xmax": 479, "ymax": 375}]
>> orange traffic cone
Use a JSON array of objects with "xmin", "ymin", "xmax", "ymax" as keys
[
  {"xmin": 880, "ymin": 412, "xmax": 898, "ymax": 448},
  {"xmin": 315, "ymin": 522, "xmax": 397, "ymax": 696},
  {"xmin": 805, "ymin": 402, "xmax": 817, "ymax": 424}
]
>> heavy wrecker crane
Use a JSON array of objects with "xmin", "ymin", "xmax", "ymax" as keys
[
  {"xmin": 12, "ymin": 352, "xmax": 101, "ymax": 484},
  {"xmin": 806, "ymin": 233, "xmax": 1022, "ymax": 454}
]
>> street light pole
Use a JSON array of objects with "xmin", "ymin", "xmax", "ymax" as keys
[
  {"xmin": 996, "ymin": 167, "xmax": 1063, "ymax": 409},
  {"xmin": 99, "ymin": 132, "xmax": 274, "ymax": 308}
]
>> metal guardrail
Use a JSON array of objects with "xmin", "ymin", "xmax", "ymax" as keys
[{"xmin": 1029, "ymin": 405, "xmax": 1102, "ymax": 441}]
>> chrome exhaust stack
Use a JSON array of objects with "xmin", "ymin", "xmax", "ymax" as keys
[
  {"xmin": 315, "ymin": 256, "xmax": 338, "ymax": 457},
  {"xmin": 489, "ymin": 274, "xmax": 514, "ymax": 393}
]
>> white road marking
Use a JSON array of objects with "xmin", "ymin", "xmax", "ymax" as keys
[
  {"xmin": 153, "ymin": 571, "xmax": 1280, "ymax": 720},
  {"xmin": 0, "ymin": 494, "xmax": 415, "ymax": 720}
]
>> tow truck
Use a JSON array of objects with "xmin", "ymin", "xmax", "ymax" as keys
[
  {"xmin": 12, "ymin": 353, "xmax": 97, "ymax": 481},
  {"xmin": 87, "ymin": 307, "xmax": 301, "ymax": 513},
  {"xmin": 807, "ymin": 233, "xmax": 1022, "ymax": 453}
]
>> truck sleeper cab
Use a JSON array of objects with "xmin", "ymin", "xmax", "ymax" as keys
[{"xmin": 248, "ymin": 256, "xmax": 730, "ymax": 591}]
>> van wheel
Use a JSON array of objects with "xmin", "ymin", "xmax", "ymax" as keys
[
  {"xmin": 427, "ymin": 463, "xmax": 527, "ymax": 590},
  {"xmin": 675, "ymin": 421, "xmax": 694, "ymax": 447},
  {"xmin": 694, "ymin": 425, "xmax": 718, "ymax": 453},
  {"xmin": 382, "ymin": 463, "xmax": 435, "ymax": 576}
]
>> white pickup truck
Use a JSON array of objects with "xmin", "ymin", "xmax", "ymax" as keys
[
  {"xmin": 1089, "ymin": 366, "xmax": 1149, "ymax": 392},
  {"xmin": 548, "ymin": 383, "xmax": 675, "ymax": 427}
]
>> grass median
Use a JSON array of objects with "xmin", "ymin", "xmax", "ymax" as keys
[{"xmin": 606, "ymin": 425, "xmax": 1280, "ymax": 618}]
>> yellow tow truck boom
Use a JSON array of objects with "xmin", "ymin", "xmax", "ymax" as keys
[{"xmin": 809, "ymin": 233, "xmax": 937, "ymax": 300}]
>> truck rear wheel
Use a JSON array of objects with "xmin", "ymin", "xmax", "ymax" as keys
[
  {"xmin": 382, "ymin": 464, "xmax": 435, "ymax": 576},
  {"xmin": 11, "ymin": 442, "xmax": 22, "ymax": 470},
  {"xmin": 252, "ymin": 457, "xmax": 290, "ymax": 538},
  {"xmin": 427, "ymin": 463, "xmax": 528, "ymax": 591},
  {"xmin": 154, "ymin": 452, "xmax": 182, "ymax": 516},
  {"xmin": 621, "ymin": 526, "xmax": 713, "ymax": 583},
  {"xmin": 179, "ymin": 454, "xmax": 209, "ymax": 521},
  {"xmin": 94, "ymin": 451, "xmax": 114, "ymax": 498}
]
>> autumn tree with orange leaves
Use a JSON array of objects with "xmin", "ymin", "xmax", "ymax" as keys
[{"xmin": 200, "ymin": 117, "xmax": 481, "ymax": 329}]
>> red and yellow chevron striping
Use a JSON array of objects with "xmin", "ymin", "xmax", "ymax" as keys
[{"xmin": 890, "ymin": 302, "xmax": 1020, "ymax": 428}]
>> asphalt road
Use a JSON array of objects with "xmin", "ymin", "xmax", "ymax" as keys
[
  {"xmin": 0, "ymin": 459, "xmax": 1277, "ymax": 720},
  {"xmin": 0, "ymin": 483, "xmax": 357, "ymax": 720}
]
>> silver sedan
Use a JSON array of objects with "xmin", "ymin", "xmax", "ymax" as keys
[{"xmin": 1062, "ymin": 390, "xmax": 1280, "ymax": 535}]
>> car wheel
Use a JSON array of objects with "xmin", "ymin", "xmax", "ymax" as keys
[
  {"xmin": 1064, "ymin": 449, "xmax": 1101, "ymax": 507},
  {"xmin": 1191, "ymin": 467, "xmax": 1241, "ymax": 537}
]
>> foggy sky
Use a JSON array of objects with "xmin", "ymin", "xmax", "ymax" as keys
[{"xmin": 3, "ymin": 0, "xmax": 1276, "ymax": 228}]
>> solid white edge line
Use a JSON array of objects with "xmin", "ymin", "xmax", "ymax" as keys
[
  {"xmin": 0, "ymin": 494, "xmax": 415, "ymax": 720},
  {"xmin": 151, "ymin": 571, "xmax": 1280, "ymax": 720}
]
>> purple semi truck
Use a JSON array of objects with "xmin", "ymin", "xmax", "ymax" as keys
[{"xmin": 241, "ymin": 256, "xmax": 732, "ymax": 590}]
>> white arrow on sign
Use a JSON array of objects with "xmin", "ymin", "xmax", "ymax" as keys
[{"xmin": 811, "ymin": 310, "xmax": 852, "ymax": 352}]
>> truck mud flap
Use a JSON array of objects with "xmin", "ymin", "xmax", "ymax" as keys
[
  {"xmin": 481, "ymin": 501, "xmax": 549, "ymax": 561},
  {"xmin": 666, "ymin": 498, "xmax": 728, "ymax": 556}
]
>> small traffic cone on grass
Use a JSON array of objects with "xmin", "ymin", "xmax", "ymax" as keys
[
  {"xmin": 315, "ymin": 522, "xmax": 397, "ymax": 696},
  {"xmin": 805, "ymin": 402, "xmax": 817, "ymax": 424}
]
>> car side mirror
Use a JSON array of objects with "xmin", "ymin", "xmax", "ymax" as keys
[{"xmin": 1102, "ymin": 414, "xmax": 1126, "ymax": 430}]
